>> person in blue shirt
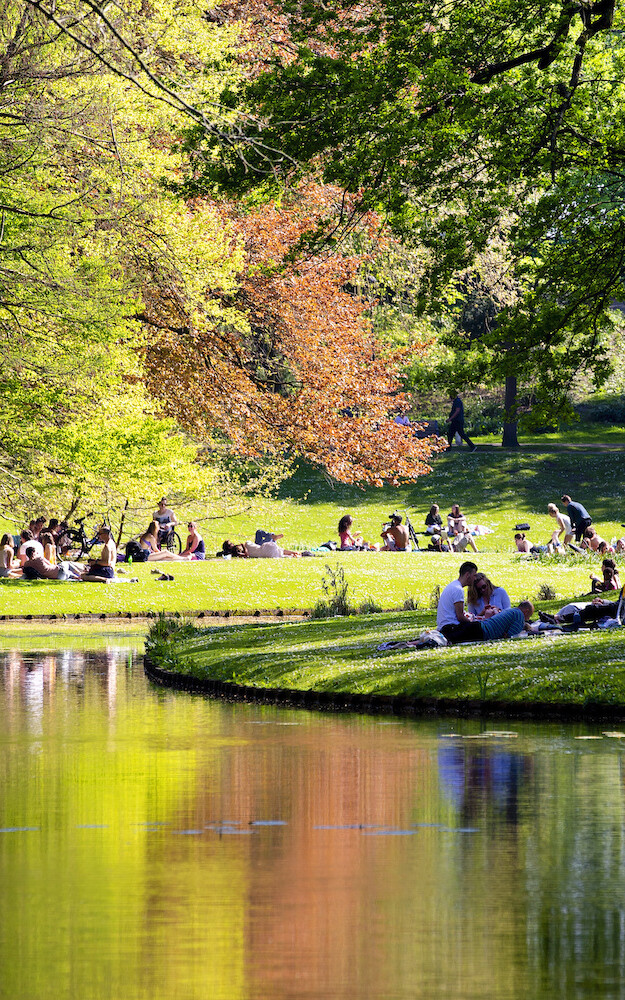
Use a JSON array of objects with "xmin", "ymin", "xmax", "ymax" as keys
[
  {"xmin": 561, "ymin": 494, "xmax": 592, "ymax": 542},
  {"xmin": 447, "ymin": 392, "xmax": 476, "ymax": 451}
]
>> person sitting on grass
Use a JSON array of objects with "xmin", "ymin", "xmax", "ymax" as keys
[
  {"xmin": 590, "ymin": 558, "xmax": 620, "ymax": 593},
  {"xmin": 17, "ymin": 529, "xmax": 44, "ymax": 566},
  {"xmin": 181, "ymin": 522, "xmax": 205, "ymax": 560},
  {"xmin": 447, "ymin": 504, "xmax": 478, "ymax": 553},
  {"xmin": 221, "ymin": 538, "xmax": 301, "ymax": 558},
  {"xmin": 22, "ymin": 546, "xmax": 83, "ymax": 581},
  {"xmin": 338, "ymin": 515, "xmax": 378, "ymax": 551},
  {"xmin": 436, "ymin": 561, "xmax": 530, "ymax": 644},
  {"xmin": 467, "ymin": 573, "xmax": 511, "ymax": 617},
  {"xmin": 140, "ymin": 522, "xmax": 194, "ymax": 561},
  {"xmin": 425, "ymin": 504, "xmax": 445, "ymax": 537},
  {"xmin": 380, "ymin": 513, "xmax": 411, "ymax": 551},
  {"xmin": 582, "ymin": 526, "xmax": 606, "ymax": 552},
  {"xmin": 0, "ymin": 535, "xmax": 21, "ymax": 578},
  {"xmin": 82, "ymin": 526, "xmax": 117, "ymax": 582}
]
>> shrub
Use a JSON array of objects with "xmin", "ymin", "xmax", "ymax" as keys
[{"xmin": 537, "ymin": 582, "xmax": 556, "ymax": 601}]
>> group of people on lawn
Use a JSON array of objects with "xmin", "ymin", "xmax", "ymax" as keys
[
  {"xmin": 436, "ymin": 559, "xmax": 623, "ymax": 645},
  {"xmin": 0, "ymin": 499, "xmax": 206, "ymax": 583}
]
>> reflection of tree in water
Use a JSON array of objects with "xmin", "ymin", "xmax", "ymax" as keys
[
  {"xmin": 438, "ymin": 742, "xmax": 533, "ymax": 826},
  {"xmin": 0, "ymin": 647, "xmax": 133, "ymax": 722}
]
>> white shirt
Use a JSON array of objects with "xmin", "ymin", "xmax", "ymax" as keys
[
  {"xmin": 153, "ymin": 508, "xmax": 176, "ymax": 526},
  {"xmin": 18, "ymin": 540, "xmax": 44, "ymax": 565},
  {"xmin": 245, "ymin": 540, "xmax": 283, "ymax": 558},
  {"xmin": 436, "ymin": 579, "xmax": 465, "ymax": 628}
]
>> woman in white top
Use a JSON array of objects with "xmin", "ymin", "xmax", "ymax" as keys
[
  {"xmin": 467, "ymin": 573, "xmax": 511, "ymax": 617},
  {"xmin": 548, "ymin": 503, "xmax": 573, "ymax": 548}
]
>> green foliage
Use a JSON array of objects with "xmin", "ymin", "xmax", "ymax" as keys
[
  {"xmin": 311, "ymin": 561, "xmax": 353, "ymax": 618},
  {"xmin": 194, "ymin": 1, "xmax": 625, "ymax": 431}
]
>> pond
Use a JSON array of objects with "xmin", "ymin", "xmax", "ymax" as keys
[{"xmin": 1, "ymin": 625, "xmax": 625, "ymax": 1000}]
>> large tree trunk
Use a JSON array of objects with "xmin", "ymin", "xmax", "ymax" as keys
[{"xmin": 501, "ymin": 375, "xmax": 520, "ymax": 447}]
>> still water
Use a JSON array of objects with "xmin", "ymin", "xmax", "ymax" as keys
[{"xmin": 1, "ymin": 627, "xmax": 625, "ymax": 1000}]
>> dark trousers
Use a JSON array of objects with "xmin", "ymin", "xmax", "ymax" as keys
[
  {"xmin": 448, "ymin": 421, "xmax": 475, "ymax": 449},
  {"xmin": 574, "ymin": 517, "xmax": 592, "ymax": 542},
  {"xmin": 440, "ymin": 621, "xmax": 484, "ymax": 644}
]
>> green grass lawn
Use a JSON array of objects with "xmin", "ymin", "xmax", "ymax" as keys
[
  {"xmin": 1, "ymin": 446, "xmax": 624, "ymax": 617},
  {"xmin": 146, "ymin": 610, "xmax": 625, "ymax": 708}
]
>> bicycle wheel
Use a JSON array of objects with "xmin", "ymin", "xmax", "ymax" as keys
[
  {"xmin": 60, "ymin": 528, "xmax": 86, "ymax": 560},
  {"xmin": 166, "ymin": 530, "xmax": 182, "ymax": 554}
]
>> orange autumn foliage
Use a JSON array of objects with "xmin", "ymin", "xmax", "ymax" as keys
[{"xmin": 141, "ymin": 187, "xmax": 443, "ymax": 485}]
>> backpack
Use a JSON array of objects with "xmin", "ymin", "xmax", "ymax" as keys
[{"xmin": 125, "ymin": 540, "xmax": 148, "ymax": 562}]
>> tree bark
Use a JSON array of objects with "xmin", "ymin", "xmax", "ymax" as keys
[{"xmin": 501, "ymin": 375, "xmax": 520, "ymax": 447}]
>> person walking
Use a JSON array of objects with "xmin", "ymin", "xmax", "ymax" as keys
[
  {"xmin": 447, "ymin": 392, "xmax": 476, "ymax": 451},
  {"xmin": 561, "ymin": 494, "xmax": 592, "ymax": 542}
]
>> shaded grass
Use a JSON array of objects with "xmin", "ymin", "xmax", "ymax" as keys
[{"xmin": 148, "ymin": 610, "xmax": 625, "ymax": 708}]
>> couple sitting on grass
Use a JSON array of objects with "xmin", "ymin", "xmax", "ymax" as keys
[
  {"xmin": 18, "ymin": 527, "xmax": 119, "ymax": 583},
  {"xmin": 437, "ymin": 562, "xmax": 533, "ymax": 644}
]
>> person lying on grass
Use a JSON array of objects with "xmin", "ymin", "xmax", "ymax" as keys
[
  {"xmin": 538, "ymin": 592, "xmax": 623, "ymax": 628},
  {"xmin": 436, "ymin": 561, "xmax": 532, "ymax": 644},
  {"xmin": 221, "ymin": 539, "xmax": 301, "ymax": 558},
  {"xmin": 22, "ymin": 546, "xmax": 83, "ymax": 581},
  {"xmin": 140, "ymin": 522, "xmax": 195, "ymax": 562}
]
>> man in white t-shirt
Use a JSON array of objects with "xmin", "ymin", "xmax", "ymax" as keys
[
  {"xmin": 17, "ymin": 530, "xmax": 44, "ymax": 566},
  {"xmin": 436, "ymin": 561, "xmax": 483, "ymax": 644}
]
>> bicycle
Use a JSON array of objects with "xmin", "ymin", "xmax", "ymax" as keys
[{"xmin": 58, "ymin": 514, "xmax": 103, "ymax": 559}]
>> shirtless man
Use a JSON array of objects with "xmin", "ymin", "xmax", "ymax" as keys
[
  {"xmin": 82, "ymin": 526, "xmax": 117, "ymax": 581},
  {"xmin": 381, "ymin": 513, "xmax": 411, "ymax": 551}
]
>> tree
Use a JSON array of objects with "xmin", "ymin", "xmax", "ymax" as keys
[
  {"xmin": 188, "ymin": 0, "xmax": 625, "ymax": 442},
  {"xmin": 141, "ymin": 186, "xmax": 443, "ymax": 486}
]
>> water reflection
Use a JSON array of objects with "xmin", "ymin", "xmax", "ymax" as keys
[{"xmin": 1, "ymin": 634, "xmax": 625, "ymax": 999}]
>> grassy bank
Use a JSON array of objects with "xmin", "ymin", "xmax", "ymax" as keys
[
  {"xmin": 145, "ymin": 610, "xmax": 625, "ymax": 709},
  {"xmin": 1, "ymin": 446, "xmax": 624, "ymax": 617}
]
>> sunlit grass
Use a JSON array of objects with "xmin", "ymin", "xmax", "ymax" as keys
[
  {"xmin": 148, "ymin": 610, "xmax": 625, "ymax": 707},
  {"xmin": 2, "ymin": 446, "xmax": 625, "ymax": 616}
]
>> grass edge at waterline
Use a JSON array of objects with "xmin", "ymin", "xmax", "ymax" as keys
[{"xmin": 144, "ymin": 611, "xmax": 625, "ymax": 718}]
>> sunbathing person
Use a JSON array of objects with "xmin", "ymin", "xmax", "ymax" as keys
[
  {"xmin": 447, "ymin": 504, "xmax": 478, "ymax": 553},
  {"xmin": 82, "ymin": 526, "xmax": 117, "ymax": 581},
  {"xmin": 22, "ymin": 546, "xmax": 82, "ymax": 581},
  {"xmin": 467, "ymin": 573, "xmax": 511, "ymax": 617},
  {"xmin": 139, "ymin": 522, "xmax": 194, "ymax": 561},
  {"xmin": 222, "ymin": 538, "xmax": 300, "ymax": 558},
  {"xmin": 181, "ymin": 522, "xmax": 206, "ymax": 560},
  {"xmin": 514, "ymin": 532, "xmax": 552, "ymax": 555},
  {"xmin": 338, "ymin": 514, "xmax": 377, "ymax": 551},
  {"xmin": 590, "ymin": 558, "xmax": 620, "ymax": 593},
  {"xmin": 539, "ymin": 595, "xmax": 621, "ymax": 628},
  {"xmin": 381, "ymin": 513, "xmax": 411, "ymax": 551},
  {"xmin": 582, "ymin": 526, "xmax": 606, "ymax": 552}
]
